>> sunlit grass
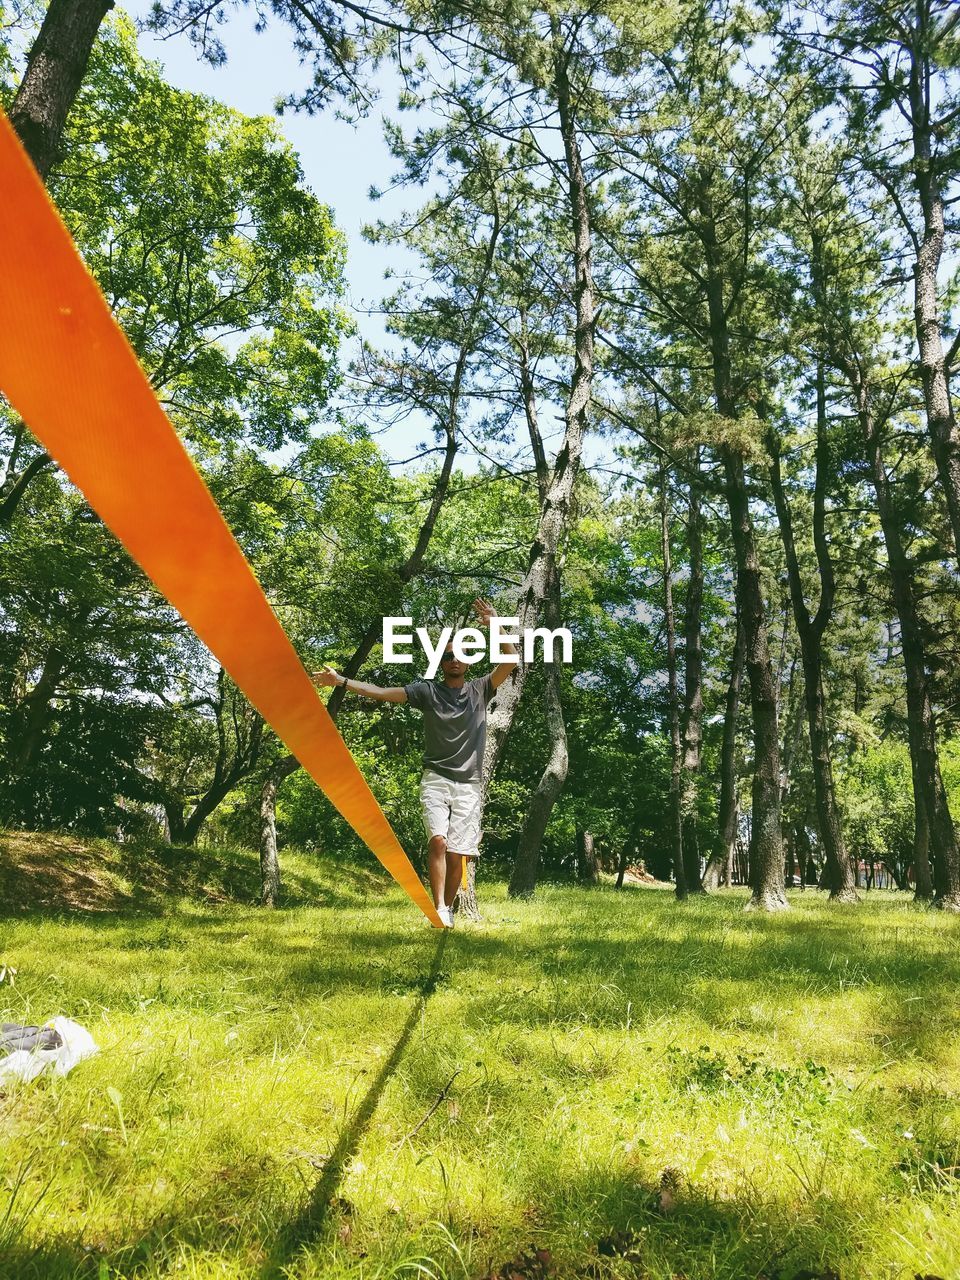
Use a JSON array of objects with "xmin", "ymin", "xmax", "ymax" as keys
[{"xmin": 1, "ymin": 836, "xmax": 959, "ymax": 1278}]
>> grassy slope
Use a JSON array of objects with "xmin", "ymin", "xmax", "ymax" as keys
[{"xmin": 1, "ymin": 833, "xmax": 959, "ymax": 1280}]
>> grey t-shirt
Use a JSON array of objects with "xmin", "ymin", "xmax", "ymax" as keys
[{"xmin": 403, "ymin": 673, "xmax": 496, "ymax": 783}]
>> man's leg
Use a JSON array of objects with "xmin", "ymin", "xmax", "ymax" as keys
[
  {"xmin": 446, "ymin": 779, "xmax": 482, "ymax": 913},
  {"xmin": 443, "ymin": 849, "xmax": 464, "ymax": 907},
  {"xmin": 421, "ymin": 771, "xmax": 453, "ymax": 917},
  {"xmin": 428, "ymin": 834, "xmax": 448, "ymax": 909}
]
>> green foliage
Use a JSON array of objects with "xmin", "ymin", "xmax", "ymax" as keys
[
  {"xmin": 837, "ymin": 739, "xmax": 960, "ymax": 880},
  {"xmin": 836, "ymin": 742, "xmax": 915, "ymax": 873}
]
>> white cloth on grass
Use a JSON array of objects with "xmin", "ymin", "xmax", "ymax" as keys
[{"xmin": 0, "ymin": 1017, "xmax": 99, "ymax": 1084}]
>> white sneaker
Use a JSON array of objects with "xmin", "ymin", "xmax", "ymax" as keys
[{"xmin": 439, "ymin": 905, "xmax": 454, "ymax": 928}]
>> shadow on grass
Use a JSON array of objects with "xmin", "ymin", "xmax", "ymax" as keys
[
  {"xmin": 258, "ymin": 930, "xmax": 450, "ymax": 1280},
  {"xmin": 495, "ymin": 1159, "xmax": 867, "ymax": 1280}
]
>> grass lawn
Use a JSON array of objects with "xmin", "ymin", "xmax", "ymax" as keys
[{"xmin": 1, "ymin": 832, "xmax": 959, "ymax": 1280}]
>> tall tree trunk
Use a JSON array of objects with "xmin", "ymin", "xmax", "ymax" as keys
[
  {"xmin": 164, "ymin": 801, "xmax": 186, "ymax": 846},
  {"xmin": 260, "ymin": 753, "xmax": 300, "ymax": 907},
  {"xmin": 778, "ymin": 656, "xmax": 804, "ymax": 821},
  {"xmin": 660, "ymin": 461, "xmax": 686, "ymax": 900},
  {"xmin": 912, "ymin": 787, "xmax": 933, "ymax": 901},
  {"xmin": 904, "ymin": 27, "xmax": 960, "ymax": 572},
  {"xmin": 506, "ymin": 300, "xmax": 571, "ymax": 900},
  {"xmin": 852, "ymin": 369, "xmax": 960, "ymax": 911},
  {"xmin": 680, "ymin": 464, "xmax": 705, "ymax": 892},
  {"xmin": 722, "ymin": 450, "xmax": 786, "ymax": 911},
  {"xmin": 794, "ymin": 820, "xmax": 815, "ymax": 890},
  {"xmin": 482, "ymin": 38, "xmax": 594, "ymax": 790},
  {"xmin": 766, "ymin": 374, "xmax": 858, "ymax": 902},
  {"xmin": 509, "ymin": 565, "xmax": 569, "ymax": 897},
  {"xmin": 704, "ymin": 612, "xmax": 745, "ymax": 891},
  {"xmin": 575, "ymin": 828, "xmax": 598, "ymax": 884},
  {"xmin": 457, "ymin": 856, "xmax": 479, "ymax": 918},
  {"xmin": 9, "ymin": 0, "xmax": 114, "ymax": 180},
  {"xmin": 698, "ymin": 189, "xmax": 787, "ymax": 911},
  {"xmin": 615, "ymin": 845, "xmax": 628, "ymax": 889}
]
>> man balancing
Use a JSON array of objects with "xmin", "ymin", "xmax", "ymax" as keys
[{"xmin": 311, "ymin": 598, "xmax": 519, "ymax": 927}]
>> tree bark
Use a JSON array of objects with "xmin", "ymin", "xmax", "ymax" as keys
[
  {"xmin": 766, "ymin": 372, "xmax": 858, "ymax": 902},
  {"xmin": 481, "ymin": 37, "xmax": 594, "ymax": 791},
  {"xmin": 912, "ymin": 787, "xmax": 933, "ymax": 901},
  {"xmin": 10, "ymin": 0, "xmax": 115, "ymax": 180},
  {"xmin": 704, "ymin": 612, "xmax": 745, "ymax": 891},
  {"xmin": 576, "ymin": 828, "xmax": 598, "ymax": 884},
  {"xmin": 457, "ymin": 856, "xmax": 479, "ymax": 919},
  {"xmin": 778, "ymin": 655, "xmax": 803, "ymax": 817},
  {"xmin": 660, "ymin": 460, "xmax": 687, "ymax": 900},
  {"xmin": 901, "ymin": 19, "xmax": 960, "ymax": 574},
  {"xmin": 259, "ymin": 753, "xmax": 300, "ymax": 907},
  {"xmin": 794, "ymin": 820, "xmax": 816, "ymax": 890},
  {"xmin": 722, "ymin": 448, "xmax": 787, "ymax": 911},
  {"xmin": 508, "ymin": 564, "xmax": 569, "ymax": 897},
  {"xmin": 679, "ymin": 463, "xmax": 705, "ymax": 892},
  {"xmin": 615, "ymin": 845, "xmax": 628, "ymax": 889},
  {"xmin": 163, "ymin": 801, "xmax": 186, "ymax": 846},
  {"xmin": 506, "ymin": 293, "xmax": 571, "ymax": 900}
]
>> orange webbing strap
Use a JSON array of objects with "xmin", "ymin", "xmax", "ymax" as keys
[{"xmin": 0, "ymin": 110, "xmax": 441, "ymax": 928}]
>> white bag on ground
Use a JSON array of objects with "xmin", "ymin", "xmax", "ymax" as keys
[{"xmin": 0, "ymin": 1017, "xmax": 99, "ymax": 1084}]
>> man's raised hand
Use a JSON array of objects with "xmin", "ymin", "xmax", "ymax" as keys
[
  {"xmin": 309, "ymin": 664, "xmax": 341, "ymax": 688},
  {"xmin": 473, "ymin": 596, "xmax": 496, "ymax": 628}
]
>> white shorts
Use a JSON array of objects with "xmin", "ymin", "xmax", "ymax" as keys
[{"xmin": 419, "ymin": 769, "xmax": 483, "ymax": 857}]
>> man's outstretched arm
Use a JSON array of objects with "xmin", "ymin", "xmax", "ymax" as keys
[
  {"xmin": 474, "ymin": 597, "xmax": 520, "ymax": 691},
  {"xmin": 310, "ymin": 664, "xmax": 408, "ymax": 703}
]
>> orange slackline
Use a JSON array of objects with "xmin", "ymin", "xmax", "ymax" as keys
[{"xmin": 0, "ymin": 109, "xmax": 442, "ymax": 928}]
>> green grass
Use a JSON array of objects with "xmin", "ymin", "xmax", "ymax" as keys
[{"xmin": 1, "ymin": 833, "xmax": 960, "ymax": 1280}]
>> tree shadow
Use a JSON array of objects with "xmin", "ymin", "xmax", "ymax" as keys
[
  {"xmin": 258, "ymin": 930, "xmax": 450, "ymax": 1279},
  {"xmin": 482, "ymin": 1158, "xmax": 873, "ymax": 1280}
]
